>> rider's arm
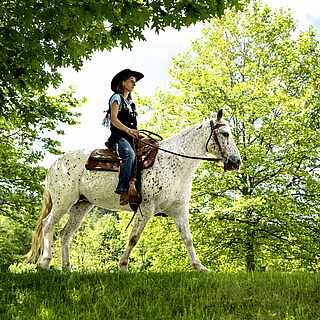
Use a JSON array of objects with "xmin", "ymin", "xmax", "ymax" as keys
[
  {"xmin": 110, "ymin": 101, "xmax": 131, "ymax": 134},
  {"xmin": 110, "ymin": 101, "xmax": 139, "ymax": 138}
]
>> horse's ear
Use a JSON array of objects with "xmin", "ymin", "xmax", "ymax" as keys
[{"xmin": 217, "ymin": 109, "xmax": 223, "ymax": 121}]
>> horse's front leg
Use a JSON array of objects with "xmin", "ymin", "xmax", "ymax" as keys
[
  {"xmin": 174, "ymin": 209, "xmax": 208, "ymax": 272},
  {"xmin": 119, "ymin": 213, "xmax": 151, "ymax": 272}
]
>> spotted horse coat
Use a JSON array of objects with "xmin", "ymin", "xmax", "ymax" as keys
[{"xmin": 25, "ymin": 110, "xmax": 241, "ymax": 272}]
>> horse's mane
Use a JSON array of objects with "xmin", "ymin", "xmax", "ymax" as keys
[{"xmin": 161, "ymin": 119, "xmax": 209, "ymax": 145}]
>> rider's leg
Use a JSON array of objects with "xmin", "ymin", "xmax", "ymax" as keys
[{"xmin": 114, "ymin": 137, "xmax": 135, "ymax": 203}]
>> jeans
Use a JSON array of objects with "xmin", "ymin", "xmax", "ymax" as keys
[{"xmin": 112, "ymin": 137, "xmax": 135, "ymax": 194}]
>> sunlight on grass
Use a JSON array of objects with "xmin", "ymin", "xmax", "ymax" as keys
[{"xmin": 1, "ymin": 272, "xmax": 320, "ymax": 319}]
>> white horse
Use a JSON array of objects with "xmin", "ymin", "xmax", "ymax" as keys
[{"xmin": 26, "ymin": 110, "xmax": 241, "ymax": 272}]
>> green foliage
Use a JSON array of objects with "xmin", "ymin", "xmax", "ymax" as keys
[
  {"xmin": 0, "ymin": 89, "xmax": 83, "ymax": 227},
  {"xmin": 139, "ymin": 2, "xmax": 320, "ymax": 271},
  {"xmin": 8, "ymin": 262, "xmax": 37, "ymax": 273},
  {"xmin": 51, "ymin": 209, "xmax": 128, "ymax": 272},
  {"xmin": 0, "ymin": 81, "xmax": 83, "ymax": 270},
  {"xmin": 48, "ymin": 210, "xmax": 190, "ymax": 272},
  {"xmin": 0, "ymin": 0, "xmax": 246, "ymax": 120},
  {"xmin": 0, "ymin": 0, "xmax": 245, "ymax": 82},
  {"xmin": 0, "ymin": 216, "xmax": 32, "ymax": 271}
]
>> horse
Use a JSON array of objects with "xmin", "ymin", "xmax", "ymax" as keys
[{"xmin": 25, "ymin": 109, "xmax": 241, "ymax": 272}]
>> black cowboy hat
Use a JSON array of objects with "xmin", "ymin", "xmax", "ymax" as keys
[{"xmin": 111, "ymin": 69, "xmax": 144, "ymax": 92}]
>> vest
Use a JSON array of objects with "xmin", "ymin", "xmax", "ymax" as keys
[{"xmin": 108, "ymin": 93, "xmax": 138, "ymax": 144}]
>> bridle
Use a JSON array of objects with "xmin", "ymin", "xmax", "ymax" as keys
[
  {"xmin": 205, "ymin": 120, "xmax": 226, "ymax": 156},
  {"xmin": 137, "ymin": 120, "xmax": 226, "ymax": 162}
]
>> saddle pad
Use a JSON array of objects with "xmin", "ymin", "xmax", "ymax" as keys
[{"xmin": 85, "ymin": 157, "xmax": 120, "ymax": 172}]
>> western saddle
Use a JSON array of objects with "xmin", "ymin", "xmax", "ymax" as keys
[{"xmin": 85, "ymin": 136, "xmax": 160, "ymax": 172}]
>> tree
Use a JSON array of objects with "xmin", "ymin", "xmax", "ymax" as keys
[
  {"xmin": 0, "ymin": 0, "xmax": 246, "ymax": 120},
  {"xmin": 138, "ymin": 1, "xmax": 320, "ymax": 271},
  {"xmin": 0, "ymin": 89, "xmax": 83, "ymax": 270},
  {"xmin": 0, "ymin": 90, "xmax": 83, "ymax": 222}
]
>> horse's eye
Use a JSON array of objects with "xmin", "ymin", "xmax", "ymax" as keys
[{"xmin": 222, "ymin": 132, "xmax": 229, "ymax": 138}]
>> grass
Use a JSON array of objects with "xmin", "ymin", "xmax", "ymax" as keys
[{"xmin": 0, "ymin": 272, "xmax": 320, "ymax": 319}]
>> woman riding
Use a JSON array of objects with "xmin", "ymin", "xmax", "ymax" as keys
[{"xmin": 103, "ymin": 69, "xmax": 144, "ymax": 205}]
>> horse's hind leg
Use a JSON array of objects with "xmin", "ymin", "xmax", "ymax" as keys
[
  {"xmin": 60, "ymin": 200, "xmax": 94, "ymax": 271},
  {"xmin": 38, "ymin": 206, "xmax": 67, "ymax": 270}
]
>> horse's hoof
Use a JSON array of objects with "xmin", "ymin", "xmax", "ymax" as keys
[
  {"xmin": 192, "ymin": 261, "xmax": 209, "ymax": 272},
  {"xmin": 38, "ymin": 258, "xmax": 51, "ymax": 271},
  {"xmin": 118, "ymin": 261, "xmax": 129, "ymax": 272},
  {"xmin": 62, "ymin": 264, "xmax": 75, "ymax": 272}
]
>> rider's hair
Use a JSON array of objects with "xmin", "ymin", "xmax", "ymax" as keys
[{"xmin": 116, "ymin": 77, "xmax": 133, "ymax": 100}]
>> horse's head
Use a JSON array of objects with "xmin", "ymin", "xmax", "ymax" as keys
[{"xmin": 206, "ymin": 109, "xmax": 241, "ymax": 171}]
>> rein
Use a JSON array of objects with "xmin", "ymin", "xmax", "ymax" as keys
[
  {"xmin": 138, "ymin": 121, "xmax": 225, "ymax": 162},
  {"xmin": 124, "ymin": 121, "xmax": 225, "ymax": 231}
]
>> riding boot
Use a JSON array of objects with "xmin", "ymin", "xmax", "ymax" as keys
[{"xmin": 119, "ymin": 192, "xmax": 129, "ymax": 205}]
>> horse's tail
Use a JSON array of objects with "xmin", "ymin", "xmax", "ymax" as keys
[{"xmin": 24, "ymin": 189, "xmax": 52, "ymax": 263}]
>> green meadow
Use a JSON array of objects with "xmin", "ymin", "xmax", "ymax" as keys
[{"xmin": 1, "ymin": 272, "xmax": 319, "ymax": 320}]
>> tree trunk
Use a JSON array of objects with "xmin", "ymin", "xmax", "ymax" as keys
[{"xmin": 246, "ymin": 229, "xmax": 255, "ymax": 272}]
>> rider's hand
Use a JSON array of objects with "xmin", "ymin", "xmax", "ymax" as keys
[{"xmin": 127, "ymin": 128, "xmax": 139, "ymax": 139}]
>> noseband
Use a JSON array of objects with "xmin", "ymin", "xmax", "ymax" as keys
[{"xmin": 205, "ymin": 120, "xmax": 226, "ymax": 155}]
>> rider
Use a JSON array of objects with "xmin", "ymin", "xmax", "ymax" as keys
[{"xmin": 103, "ymin": 69, "xmax": 144, "ymax": 205}]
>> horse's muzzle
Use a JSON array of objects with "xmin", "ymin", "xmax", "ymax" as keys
[{"xmin": 224, "ymin": 155, "xmax": 241, "ymax": 171}]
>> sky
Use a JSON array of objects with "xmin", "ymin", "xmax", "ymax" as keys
[{"xmin": 43, "ymin": 0, "xmax": 320, "ymax": 168}]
